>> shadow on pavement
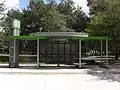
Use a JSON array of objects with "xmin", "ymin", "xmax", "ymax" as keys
[
  {"xmin": 86, "ymin": 67, "xmax": 120, "ymax": 82},
  {"xmin": 0, "ymin": 64, "xmax": 120, "ymax": 82}
]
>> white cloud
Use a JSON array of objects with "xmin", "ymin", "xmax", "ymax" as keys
[
  {"xmin": 0, "ymin": 0, "xmax": 20, "ymax": 11},
  {"xmin": 73, "ymin": 0, "xmax": 89, "ymax": 15}
]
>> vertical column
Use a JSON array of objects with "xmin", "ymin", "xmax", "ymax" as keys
[
  {"xmin": 57, "ymin": 41, "xmax": 60, "ymax": 66},
  {"xmin": 100, "ymin": 40, "xmax": 103, "ymax": 64},
  {"xmin": 51, "ymin": 37, "xmax": 53, "ymax": 64},
  {"xmin": 70, "ymin": 43, "xmax": 72, "ymax": 64},
  {"xmin": 37, "ymin": 39, "xmax": 40, "ymax": 68},
  {"xmin": 45, "ymin": 41, "xmax": 47, "ymax": 63},
  {"xmin": 79, "ymin": 40, "xmax": 82, "ymax": 68},
  {"xmin": 106, "ymin": 40, "xmax": 109, "ymax": 67},
  {"xmin": 9, "ymin": 39, "xmax": 19, "ymax": 68},
  {"xmin": 64, "ymin": 41, "xmax": 65, "ymax": 63},
  {"xmin": 9, "ymin": 19, "xmax": 20, "ymax": 68}
]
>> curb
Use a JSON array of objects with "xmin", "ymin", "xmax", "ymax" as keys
[{"xmin": 0, "ymin": 69, "xmax": 89, "ymax": 75}]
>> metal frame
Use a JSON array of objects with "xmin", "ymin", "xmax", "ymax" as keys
[
  {"xmin": 37, "ymin": 39, "xmax": 40, "ymax": 68},
  {"xmin": 30, "ymin": 32, "xmax": 89, "ymax": 37},
  {"xmin": 79, "ymin": 40, "xmax": 82, "ymax": 68},
  {"xmin": 9, "ymin": 32, "xmax": 110, "ymax": 68},
  {"xmin": 106, "ymin": 40, "xmax": 108, "ymax": 67},
  {"xmin": 100, "ymin": 40, "xmax": 103, "ymax": 64},
  {"xmin": 37, "ymin": 39, "xmax": 109, "ymax": 68},
  {"xmin": 38, "ymin": 38, "xmax": 78, "ymax": 65}
]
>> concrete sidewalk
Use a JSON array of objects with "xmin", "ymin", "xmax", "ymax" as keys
[
  {"xmin": 0, "ymin": 64, "xmax": 119, "ymax": 90},
  {"xmin": 0, "ymin": 68, "xmax": 89, "ymax": 74},
  {"xmin": 0, "ymin": 68, "xmax": 120, "ymax": 90}
]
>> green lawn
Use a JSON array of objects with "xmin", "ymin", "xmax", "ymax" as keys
[
  {"xmin": 0, "ymin": 54, "xmax": 37, "ymax": 57},
  {"xmin": 0, "ymin": 54, "xmax": 9, "ymax": 56},
  {"xmin": 0, "ymin": 61, "xmax": 8, "ymax": 64}
]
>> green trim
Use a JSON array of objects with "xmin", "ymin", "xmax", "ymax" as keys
[
  {"xmin": 72, "ymin": 36, "xmax": 111, "ymax": 40},
  {"xmin": 8, "ymin": 36, "xmax": 48, "ymax": 40}
]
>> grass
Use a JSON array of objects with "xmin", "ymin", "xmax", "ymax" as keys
[
  {"xmin": 0, "ymin": 54, "xmax": 37, "ymax": 57},
  {"xmin": 0, "ymin": 61, "xmax": 8, "ymax": 64},
  {"xmin": 0, "ymin": 54, "xmax": 9, "ymax": 56}
]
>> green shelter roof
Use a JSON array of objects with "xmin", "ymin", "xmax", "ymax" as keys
[
  {"xmin": 8, "ymin": 36, "xmax": 111, "ymax": 40},
  {"xmin": 72, "ymin": 36, "xmax": 111, "ymax": 40},
  {"xmin": 8, "ymin": 36, "xmax": 48, "ymax": 40}
]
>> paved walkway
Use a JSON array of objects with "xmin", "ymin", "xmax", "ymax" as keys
[{"xmin": 0, "ymin": 67, "xmax": 120, "ymax": 90}]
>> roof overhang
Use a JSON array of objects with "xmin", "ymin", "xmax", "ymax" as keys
[{"xmin": 30, "ymin": 32, "xmax": 89, "ymax": 37}]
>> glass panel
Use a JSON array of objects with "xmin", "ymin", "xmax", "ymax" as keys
[
  {"xmin": 71, "ymin": 44, "xmax": 78, "ymax": 54},
  {"xmin": 72, "ymin": 55, "xmax": 79, "ymax": 63},
  {"xmin": 65, "ymin": 44, "xmax": 70, "ymax": 54},
  {"xmin": 59, "ymin": 55, "xmax": 64, "ymax": 58},
  {"xmin": 47, "ymin": 44, "xmax": 52, "ymax": 54},
  {"xmin": 46, "ymin": 57, "xmax": 52, "ymax": 64},
  {"xmin": 59, "ymin": 58, "xmax": 64, "ymax": 63},
  {"xmin": 53, "ymin": 44, "xmax": 58, "ymax": 54},
  {"xmin": 65, "ymin": 55, "xmax": 70, "ymax": 62},
  {"xmin": 52, "ymin": 55, "xmax": 58, "ymax": 58},
  {"xmin": 40, "ymin": 55, "xmax": 43, "ymax": 62},
  {"xmin": 59, "ymin": 44, "xmax": 64, "ymax": 54},
  {"xmin": 52, "ymin": 55, "xmax": 58, "ymax": 64}
]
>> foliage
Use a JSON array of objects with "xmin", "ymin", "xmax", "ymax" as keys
[
  {"xmin": 87, "ymin": 0, "xmax": 108, "ymax": 15},
  {"xmin": 88, "ymin": 0, "xmax": 120, "ymax": 59},
  {"xmin": 58, "ymin": 0, "xmax": 89, "ymax": 31},
  {"xmin": 1, "ymin": 0, "xmax": 88, "ymax": 54},
  {"xmin": 72, "ymin": 6, "xmax": 89, "ymax": 32},
  {"xmin": 0, "ymin": 1, "xmax": 5, "ymax": 21},
  {"xmin": 0, "ymin": 2, "xmax": 8, "ymax": 54}
]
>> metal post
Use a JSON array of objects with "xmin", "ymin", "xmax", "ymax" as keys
[
  {"xmin": 51, "ymin": 38, "xmax": 53, "ymax": 64},
  {"xmin": 106, "ymin": 40, "xmax": 108, "ymax": 67},
  {"xmin": 70, "ymin": 43, "xmax": 72, "ymax": 64},
  {"xmin": 57, "ymin": 41, "xmax": 60, "ymax": 66},
  {"xmin": 64, "ymin": 41, "xmax": 65, "ymax": 63},
  {"xmin": 9, "ymin": 19, "xmax": 20, "ymax": 68},
  {"xmin": 37, "ymin": 39, "xmax": 40, "ymax": 68},
  {"xmin": 100, "ymin": 40, "xmax": 103, "ymax": 64},
  {"xmin": 79, "ymin": 40, "xmax": 82, "ymax": 68}
]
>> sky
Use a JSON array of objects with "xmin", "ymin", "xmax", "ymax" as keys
[{"xmin": 0, "ymin": 0, "xmax": 89, "ymax": 15}]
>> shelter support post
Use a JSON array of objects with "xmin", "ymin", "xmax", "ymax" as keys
[
  {"xmin": 106, "ymin": 40, "xmax": 109, "ymax": 67},
  {"xmin": 100, "ymin": 40, "xmax": 103, "ymax": 64},
  {"xmin": 9, "ymin": 39, "xmax": 19, "ymax": 68},
  {"xmin": 37, "ymin": 39, "xmax": 40, "ymax": 68},
  {"xmin": 79, "ymin": 40, "xmax": 82, "ymax": 68}
]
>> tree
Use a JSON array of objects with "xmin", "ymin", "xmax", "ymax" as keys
[
  {"xmin": 0, "ymin": 1, "xmax": 5, "ymax": 20},
  {"xmin": 87, "ymin": 0, "xmax": 108, "ymax": 15},
  {"xmin": 3, "ymin": 0, "xmax": 89, "ymax": 54},
  {"xmin": 24, "ymin": 0, "xmax": 69, "ymax": 33},
  {"xmin": 72, "ymin": 6, "xmax": 89, "ymax": 32},
  {"xmin": 88, "ymin": 0, "xmax": 120, "ymax": 60},
  {"xmin": 4, "ymin": 0, "xmax": 70, "ymax": 54},
  {"xmin": 58, "ymin": 0, "xmax": 89, "ymax": 31},
  {"xmin": 0, "ymin": 2, "xmax": 8, "ymax": 54},
  {"xmin": 0, "ymin": 1, "xmax": 6, "ymax": 30},
  {"xmin": 46, "ymin": 8, "xmax": 69, "ymax": 32}
]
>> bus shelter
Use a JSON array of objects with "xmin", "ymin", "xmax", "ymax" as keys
[{"xmin": 9, "ymin": 32, "xmax": 111, "ymax": 68}]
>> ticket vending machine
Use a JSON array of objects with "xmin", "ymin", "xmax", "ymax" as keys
[{"xmin": 9, "ymin": 19, "xmax": 21, "ymax": 68}]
